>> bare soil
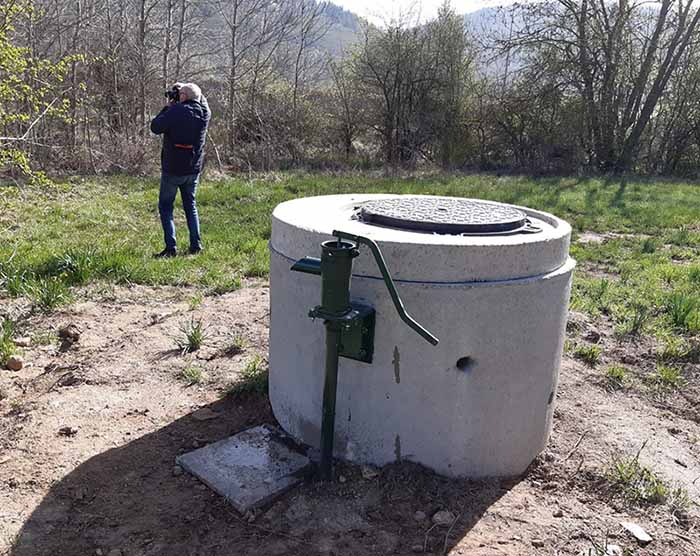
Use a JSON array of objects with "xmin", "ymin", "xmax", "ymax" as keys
[{"xmin": 1, "ymin": 282, "xmax": 698, "ymax": 556}]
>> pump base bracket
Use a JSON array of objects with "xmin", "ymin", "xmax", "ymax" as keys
[{"xmin": 338, "ymin": 302, "xmax": 375, "ymax": 363}]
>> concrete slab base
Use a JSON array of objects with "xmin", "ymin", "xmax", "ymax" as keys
[{"xmin": 175, "ymin": 424, "xmax": 311, "ymax": 513}]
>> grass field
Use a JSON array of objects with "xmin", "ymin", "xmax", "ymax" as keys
[{"xmin": 2, "ymin": 172, "xmax": 700, "ymax": 344}]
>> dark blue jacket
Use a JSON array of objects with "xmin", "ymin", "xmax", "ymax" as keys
[{"xmin": 150, "ymin": 97, "xmax": 211, "ymax": 176}]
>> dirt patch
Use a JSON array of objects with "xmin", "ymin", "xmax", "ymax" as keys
[{"xmin": 1, "ymin": 285, "xmax": 699, "ymax": 555}]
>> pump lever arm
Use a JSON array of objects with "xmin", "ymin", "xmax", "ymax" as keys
[{"xmin": 333, "ymin": 230, "xmax": 439, "ymax": 346}]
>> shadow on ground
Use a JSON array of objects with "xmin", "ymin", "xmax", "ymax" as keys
[{"xmin": 11, "ymin": 396, "xmax": 513, "ymax": 556}]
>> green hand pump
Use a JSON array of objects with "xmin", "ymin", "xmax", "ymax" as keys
[{"xmin": 291, "ymin": 230, "xmax": 439, "ymax": 480}]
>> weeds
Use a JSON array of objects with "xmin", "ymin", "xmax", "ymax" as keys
[
  {"xmin": 0, "ymin": 269, "xmax": 28, "ymax": 297},
  {"xmin": 607, "ymin": 442, "xmax": 673, "ymax": 505},
  {"xmin": 640, "ymin": 237, "xmax": 658, "ymax": 253},
  {"xmin": 688, "ymin": 265, "xmax": 700, "ymax": 285},
  {"xmin": 574, "ymin": 343, "xmax": 602, "ymax": 366},
  {"xmin": 223, "ymin": 333, "xmax": 248, "ymax": 356},
  {"xmin": 665, "ymin": 227, "xmax": 690, "ymax": 246},
  {"xmin": 244, "ymin": 250, "xmax": 268, "ymax": 278},
  {"xmin": 658, "ymin": 336, "xmax": 689, "ymax": 361},
  {"xmin": 177, "ymin": 318, "xmax": 207, "ymax": 354},
  {"xmin": 28, "ymin": 277, "xmax": 72, "ymax": 312},
  {"xmin": 581, "ymin": 535, "xmax": 630, "ymax": 556},
  {"xmin": 571, "ymin": 277, "xmax": 618, "ymax": 317},
  {"xmin": 665, "ymin": 292, "xmax": 699, "ymax": 332},
  {"xmin": 31, "ymin": 329, "xmax": 56, "ymax": 346},
  {"xmin": 592, "ymin": 278, "xmax": 612, "ymax": 314},
  {"xmin": 0, "ymin": 318, "xmax": 16, "ymax": 366},
  {"xmin": 59, "ymin": 249, "xmax": 97, "ymax": 285},
  {"xmin": 605, "ymin": 365, "xmax": 627, "ymax": 390},
  {"xmin": 207, "ymin": 275, "xmax": 241, "ymax": 295},
  {"xmin": 178, "ymin": 365, "xmax": 205, "ymax": 385},
  {"xmin": 668, "ymin": 487, "xmax": 692, "ymax": 522},
  {"xmin": 227, "ymin": 354, "xmax": 268, "ymax": 396},
  {"xmin": 187, "ymin": 292, "xmax": 204, "ymax": 311},
  {"xmin": 616, "ymin": 302, "xmax": 648, "ymax": 336},
  {"xmin": 648, "ymin": 364, "xmax": 685, "ymax": 390}
]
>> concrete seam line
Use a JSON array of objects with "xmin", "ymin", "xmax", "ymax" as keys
[{"xmin": 268, "ymin": 242, "xmax": 575, "ymax": 288}]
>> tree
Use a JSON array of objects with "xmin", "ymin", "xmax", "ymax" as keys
[
  {"xmin": 353, "ymin": 1, "xmax": 472, "ymax": 167},
  {"xmin": 426, "ymin": 1, "xmax": 471, "ymax": 167},
  {"xmin": 0, "ymin": 0, "xmax": 75, "ymax": 182},
  {"xmin": 497, "ymin": 0, "xmax": 700, "ymax": 172},
  {"xmin": 288, "ymin": 0, "xmax": 330, "ymax": 157},
  {"xmin": 645, "ymin": 46, "xmax": 700, "ymax": 175},
  {"xmin": 328, "ymin": 58, "xmax": 363, "ymax": 159},
  {"xmin": 216, "ymin": 0, "xmax": 297, "ymax": 159}
]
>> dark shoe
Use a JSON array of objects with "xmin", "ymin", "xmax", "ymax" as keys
[
  {"xmin": 154, "ymin": 248, "xmax": 177, "ymax": 258},
  {"xmin": 188, "ymin": 245, "xmax": 203, "ymax": 255}
]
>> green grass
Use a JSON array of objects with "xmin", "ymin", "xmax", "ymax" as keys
[
  {"xmin": 227, "ymin": 354, "xmax": 268, "ymax": 397},
  {"xmin": 3, "ymin": 173, "xmax": 700, "ymax": 326}
]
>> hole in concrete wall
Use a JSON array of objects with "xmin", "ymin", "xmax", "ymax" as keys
[{"xmin": 456, "ymin": 356, "xmax": 475, "ymax": 372}]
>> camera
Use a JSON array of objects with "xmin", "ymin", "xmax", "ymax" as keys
[{"xmin": 165, "ymin": 85, "xmax": 181, "ymax": 103}]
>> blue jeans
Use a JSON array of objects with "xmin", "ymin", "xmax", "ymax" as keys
[{"xmin": 158, "ymin": 173, "xmax": 202, "ymax": 251}]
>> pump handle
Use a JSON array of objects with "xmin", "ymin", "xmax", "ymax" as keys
[{"xmin": 333, "ymin": 230, "xmax": 439, "ymax": 346}]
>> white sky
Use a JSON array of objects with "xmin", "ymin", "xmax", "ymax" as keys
[{"xmin": 331, "ymin": 0, "xmax": 516, "ymax": 24}]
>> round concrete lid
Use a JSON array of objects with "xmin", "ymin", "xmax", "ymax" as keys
[
  {"xmin": 360, "ymin": 197, "xmax": 531, "ymax": 235},
  {"xmin": 271, "ymin": 194, "xmax": 572, "ymax": 282}
]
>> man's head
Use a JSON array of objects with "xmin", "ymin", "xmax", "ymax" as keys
[{"xmin": 178, "ymin": 83, "xmax": 202, "ymax": 103}]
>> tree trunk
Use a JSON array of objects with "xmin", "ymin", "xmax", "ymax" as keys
[
  {"xmin": 226, "ymin": 1, "xmax": 239, "ymax": 157},
  {"xmin": 162, "ymin": 0, "xmax": 174, "ymax": 90}
]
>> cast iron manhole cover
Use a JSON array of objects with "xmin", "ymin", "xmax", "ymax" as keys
[{"xmin": 359, "ymin": 197, "xmax": 533, "ymax": 235}]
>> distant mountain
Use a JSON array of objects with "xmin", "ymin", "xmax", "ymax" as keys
[
  {"xmin": 324, "ymin": 2, "xmax": 362, "ymax": 33},
  {"xmin": 318, "ymin": 4, "xmax": 510, "ymax": 60},
  {"xmin": 464, "ymin": 7, "xmax": 503, "ymax": 34},
  {"xmin": 465, "ymin": 7, "xmax": 519, "ymax": 44},
  {"xmin": 318, "ymin": 2, "xmax": 364, "ymax": 58}
]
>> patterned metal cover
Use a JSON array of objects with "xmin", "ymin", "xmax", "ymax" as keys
[{"xmin": 359, "ymin": 197, "xmax": 529, "ymax": 234}]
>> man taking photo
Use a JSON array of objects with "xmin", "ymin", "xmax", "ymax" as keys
[{"xmin": 150, "ymin": 82, "xmax": 211, "ymax": 257}]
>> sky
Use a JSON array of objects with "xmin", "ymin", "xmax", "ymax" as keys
[{"xmin": 331, "ymin": 0, "xmax": 516, "ymax": 24}]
